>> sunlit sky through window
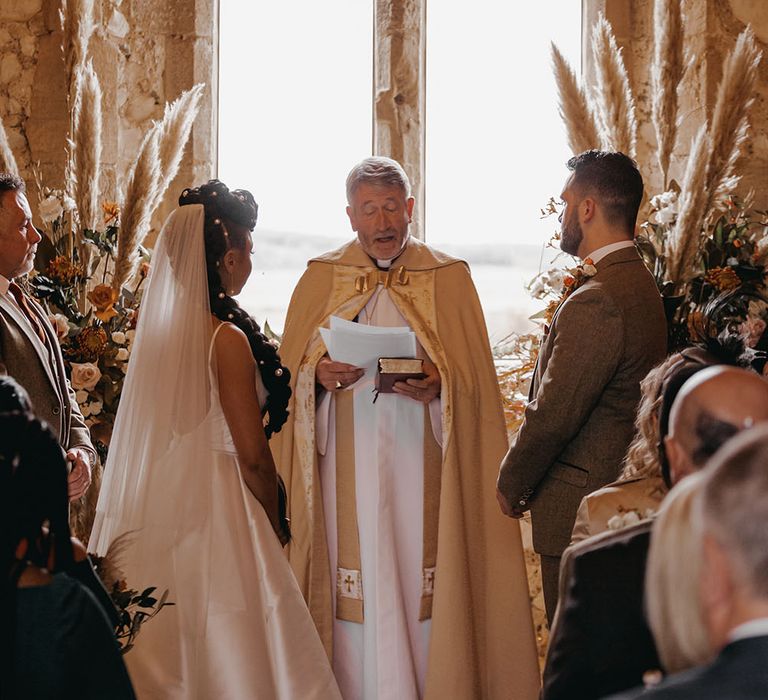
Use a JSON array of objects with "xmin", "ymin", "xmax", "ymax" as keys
[
  {"xmin": 218, "ymin": 1, "xmax": 582, "ymax": 337},
  {"xmin": 218, "ymin": 1, "xmax": 581, "ymax": 247}
]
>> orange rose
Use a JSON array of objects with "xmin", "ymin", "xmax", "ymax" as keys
[
  {"xmin": 102, "ymin": 201, "xmax": 120, "ymax": 226},
  {"xmin": 87, "ymin": 284, "xmax": 120, "ymax": 322}
]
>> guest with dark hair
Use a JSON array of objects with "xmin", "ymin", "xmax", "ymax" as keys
[
  {"xmin": 1, "ymin": 411, "xmax": 134, "ymax": 699},
  {"xmin": 90, "ymin": 181, "xmax": 340, "ymax": 698}
]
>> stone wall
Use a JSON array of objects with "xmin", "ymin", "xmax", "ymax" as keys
[
  {"xmin": 0, "ymin": 0, "xmax": 217, "ymax": 232},
  {"xmin": 584, "ymin": 0, "xmax": 768, "ymax": 208}
]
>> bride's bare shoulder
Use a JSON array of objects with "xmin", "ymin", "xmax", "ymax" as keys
[{"xmin": 212, "ymin": 321, "xmax": 252, "ymax": 363}]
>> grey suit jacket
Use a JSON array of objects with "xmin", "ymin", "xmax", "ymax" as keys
[
  {"xmin": 498, "ymin": 246, "xmax": 667, "ymax": 557},
  {"xmin": 0, "ymin": 288, "xmax": 95, "ymax": 462}
]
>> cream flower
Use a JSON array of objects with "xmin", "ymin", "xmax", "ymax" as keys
[
  {"xmin": 38, "ymin": 194, "xmax": 64, "ymax": 224},
  {"xmin": 75, "ymin": 390, "xmax": 89, "ymax": 404},
  {"xmin": 111, "ymin": 331, "xmax": 127, "ymax": 345},
  {"xmin": 115, "ymin": 348, "xmax": 129, "ymax": 362},
  {"xmin": 89, "ymin": 400, "xmax": 103, "ymax": 416},
  {"xmin": 70, "ymin": 362, "xmax": 102, "ymax": 391},
  {"xmin": 48, "ymin": 313, "xmax": 70, "ymax": 341}
]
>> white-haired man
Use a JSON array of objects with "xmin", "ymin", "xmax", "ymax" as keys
[
  {"xmin": 609, "ymin": 423, "xmax": 768, "ymax": 698},
  {"xmin": 273, "ymin": 156, "xmax": 539, "ymax": 700}
]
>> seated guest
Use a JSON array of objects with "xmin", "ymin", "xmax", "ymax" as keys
[
  {"xmin": 542, "ymin": 366, "xmax": 768, "ymax": 700},
  {"xmin": 643, "ymin": 473, "xmax": 711, "ymax": 675},
  {"xmin": 0, "ymin": 375, "xmax": 117, "ymax": 626},
  {"xmin": 608, "ymin": 424, "xmax": 768, "ymax": 698},
  {"xmin": 1, "ymin": 411, "xmax": 135, "ymax": 699}
]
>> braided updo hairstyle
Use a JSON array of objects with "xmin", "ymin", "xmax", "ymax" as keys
[{"xmin": 179, "ymin": 180, "xmax": 291, "ymax": 438}]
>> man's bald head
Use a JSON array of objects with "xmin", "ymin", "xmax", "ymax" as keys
[{"xmin": 665, "ymin": 366, "xmax": 768, "ymax": 484}]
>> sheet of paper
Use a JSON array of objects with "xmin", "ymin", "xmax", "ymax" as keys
[{"xmin": 319, "ymin": 316, "xmax": 417, "ymax": 378}]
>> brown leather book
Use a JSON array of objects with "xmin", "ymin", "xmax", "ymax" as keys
[{"xmin": 374, "ymin": 357, "xmax": 425, "ymax": 394}]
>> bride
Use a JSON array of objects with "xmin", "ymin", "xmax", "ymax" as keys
[{"xmin": 90, "ymin": 180, "xmax": 341, "ymax": 699}]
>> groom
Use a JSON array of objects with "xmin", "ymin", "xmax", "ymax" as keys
[{"xmin": 497, "ymin": 150, "xmax": 667, "ymax": 623}]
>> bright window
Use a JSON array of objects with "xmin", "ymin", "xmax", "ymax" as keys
[
  {"xmin": 425, "ymin": 2, "xmax": 582, "ymax": 341},
  {"xmin": 219, "ymin": 2, "xmax": 581, "ymax": 339},
  {"xmin": 218, "ymin": 0, "xmax": 373, "ymax": 332}
]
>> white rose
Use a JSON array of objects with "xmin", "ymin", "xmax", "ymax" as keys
[
  {"xmin": 70, "ymin": 362, "xmax": 102, "ymax": 391},
  {"xmin": 111, "ymin": 331, "xmax": 126, "ymax": 345},
  {"xmin": 115, "ymin": 348, "xmax": 129, "ymax": 362},
  {"xmin": 75, "ymin": 389, "xmax": 89, "ymax": 404},
  {"xmin": 125, "ymin": 329, "xmax": 136, "ymax": 345},
  {"xmin": 62, "ymin": 194, "xmax": 76, "ymax": 212},
  {"xmin": 89, "ymin": 400, "xmax": 103, "ymax": 416},
  {"xmin": 623, "ymin": 510, "xmax": 641, "ymax": 526},
  {"xmin": 48, "ymin": 313, "xmax": 70, "ymax": 341},
  {"xmin": 582, "ymin": 263, "xmax": 597, "ymax": 276},
  {"xmin": 38, "ymin": 195, "xmax": 64, "ymax": 224}
]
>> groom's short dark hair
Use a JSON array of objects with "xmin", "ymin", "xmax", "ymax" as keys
[{"xmin": 566, "ymin": 150, "xmax": 643, "ymax": 235}]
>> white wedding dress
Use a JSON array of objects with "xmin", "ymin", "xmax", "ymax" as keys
[{"xmin": 90, "ymin": 205, "xmax": 340, "ymax": 699}]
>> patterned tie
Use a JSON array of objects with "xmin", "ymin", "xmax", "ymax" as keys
[{"xmin": 8, "ymin": 282, "xmax": 47, "ymax": 345}]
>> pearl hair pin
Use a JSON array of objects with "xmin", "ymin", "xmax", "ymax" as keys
[{"xmin": 275, "ymin": 368, "xmax": 283, "ymax": 377}]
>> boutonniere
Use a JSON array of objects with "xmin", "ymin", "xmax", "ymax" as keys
[
  {"xmin": 562, "ymin": 257, "xmax": 597, "ymax": 298},
  {"xmin": 543, "ymin": 258, "xmax": 597, "ymax": 326}
]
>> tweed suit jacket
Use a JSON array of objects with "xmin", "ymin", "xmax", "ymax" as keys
[
  {"xmin": 498, "ymin": 246, "xmax": 666, "ymax": 557},
  {"xmin": 0, "ymin": 288, "xmax": 94, "ymax": 460}
]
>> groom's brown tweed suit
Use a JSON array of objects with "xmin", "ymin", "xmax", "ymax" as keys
[{"xmin": 497, "ymin": 245, "xmax": 666, "ymax": 622}]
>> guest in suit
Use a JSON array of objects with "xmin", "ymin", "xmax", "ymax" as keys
[
  {"xmin": 608, "ymin": 423, "xmax": 768, "ymax": 699},
  {"xmin": 0, "ymin": 173, "xmax": 94, "ymax": 500},
  {"xmin": 542, "ymin": 365, "xmax": 768, "ymax": 700},
  {"xmin": 497, "ymin": 150, "xmax": 667, "ymax": 621}
]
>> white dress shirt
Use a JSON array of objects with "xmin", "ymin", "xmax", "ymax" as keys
[
  {"xmin": 729, "ymin": 617, "xmax": 768, "ymax": 643},
  {"xmin": 585, "ymin": 239, "xmax": 636, "ymax": 265}
]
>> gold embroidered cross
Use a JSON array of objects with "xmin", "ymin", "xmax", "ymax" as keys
[
  {"xmin": 425, "ymin": 570, "xmax": 434, "ymax": 587},
  {"xmin": 344, "ymin": 574, "xmax": 355, "ymax": 593}
]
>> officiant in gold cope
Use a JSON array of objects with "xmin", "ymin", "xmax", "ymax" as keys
[{"xmin": 274, "ymin": 156, "xmax": 539, "ymax": 700}]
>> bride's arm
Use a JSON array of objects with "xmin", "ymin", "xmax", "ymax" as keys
[{"xmin": 214, "ymin": 323, "xmax": 283, "ymax": 541}]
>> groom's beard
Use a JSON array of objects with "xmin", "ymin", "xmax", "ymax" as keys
[{"xmin": 560, "ymin": 213, "xmax": 583, "ymax": 256}]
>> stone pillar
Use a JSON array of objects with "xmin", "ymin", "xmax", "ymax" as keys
[
  {"xmin": 0, "ymin": 0, "xmax": 217, "ymax": 229},
  {"xmin": 373, "ymin": 0, "xmax": 426, "ymax": 240},
  {"xmin": 582, "ymin": 0, "xmax": 768, "ymax": 208}
]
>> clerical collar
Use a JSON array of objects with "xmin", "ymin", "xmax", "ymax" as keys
[
  {"xmin": 376, "ymin": 258, "xmax": 392, "ymax": 270},
  {"xmin": 585, "ymin": 240, "xmax": 635, "ymax": 265}
]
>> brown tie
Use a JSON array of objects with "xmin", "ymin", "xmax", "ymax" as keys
[{"xmin": 8, "ymin": 282, "xmax": 47, "ymax": 345}]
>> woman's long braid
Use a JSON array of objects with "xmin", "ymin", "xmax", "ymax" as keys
[{"xmin": 179, "ymin": 180, "xmax": 291, "ymax": 438}]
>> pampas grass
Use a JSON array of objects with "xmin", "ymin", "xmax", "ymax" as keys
[
  {"xmin": 702, "ymin": 27, "xmax": 762, "ymax": 215},
  {"xmin": 112, "ymin": 128, "xmax": 161, "ymax": 292},
  {"xmin": 651, "ymin": 0, "xmax": 684, "ymax": 187},
  {"xmin": 551, "ymin": 43, "xmax": 601, "ymax": 155},
  {"xmin": 0, "ymin": 118, "xmax": 19, "ymax": 176},
  {"xmin": 151, "ymin": 84, "xmax": 204, "ymax": 211},
  {"xmin": 666, "ymin": 125, "xmax": 709, "ymax": 286},
  {"xmin": 71, "ymin": 61, "xmax": 102, "ymax": 232},
  {"xmin": 59, "ymin": 0, "xmax": 95, "ymax": 88},
  {"xmin": 591, "ymin": 14, "xmax": 638, "ymax": 157}
]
